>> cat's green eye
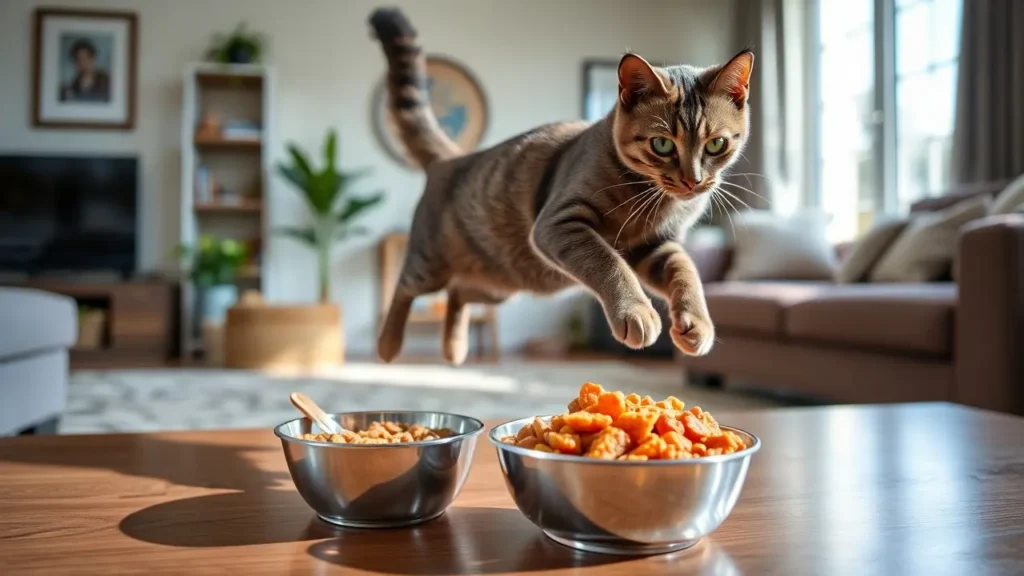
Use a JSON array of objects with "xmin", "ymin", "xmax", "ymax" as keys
[
  {"xmin": 650, "ymin": 137, "xmax": 675, "ymax": 156},
  {"xmin": 704, "ymin": 137, "xmax": 727, "ymax": 156}
]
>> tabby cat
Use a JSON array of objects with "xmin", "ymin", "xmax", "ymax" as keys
[{"xmin": 369, "ymin": 8, "xmax": 753, "ymax": 365}]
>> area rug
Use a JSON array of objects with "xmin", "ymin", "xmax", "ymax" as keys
[{"xmin": 63, "ymin": 360, "xmax": 788, "ymax": 434}]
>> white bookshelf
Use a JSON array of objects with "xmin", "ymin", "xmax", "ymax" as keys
[{"xmin": 180, "ymin": 63, "xmax": 275, "ymax": 357}]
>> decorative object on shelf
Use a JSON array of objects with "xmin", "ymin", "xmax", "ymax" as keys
[
  {"xmin": 220, "ymin": 119, "xmax": 261, "ymax": 140},
  {"xmin": 204, "ymin": 22, "xmax": 266, "ymax": 64},
  {"xmin": 581, "ymin": 60, "xmax": 619, "ymax": 121},
  {"xmin": 174, "ymin": 235, "xmax": 248, "ymax": 323},
  {"xmin": 196, "ymin": 112, "xmax": 221, "ymax": 140},
  {"xmin": 32, "ymin": 8, "xmax": 138, "ymax": 130},
  {"xmin": 75, "ymin": 305, "xmax": 106, "ymax": 350},
  {"xmin": 373, "ymin": 56, "xmax": 488, "ymax": 167},
  {"xmin": 276, "ymin": 128, "xmax": 384, "ymax": 303}
]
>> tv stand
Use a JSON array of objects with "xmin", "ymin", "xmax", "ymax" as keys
[{"xmin": 13, "ymin": 278, "xmax": 179, "ymax": 369}]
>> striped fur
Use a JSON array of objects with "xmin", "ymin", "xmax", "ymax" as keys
[
  {"xmin": 369, "ymin": 9, "xmax": 461, "ymax": 167},
  {"xmin": 370, "ymin": 9, "xmax": 753, "ymax": 365}
]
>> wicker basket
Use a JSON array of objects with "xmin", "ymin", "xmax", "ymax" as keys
[{"xmin": 76, "ymin": 309, "xmax": 106, "ymax": 350}]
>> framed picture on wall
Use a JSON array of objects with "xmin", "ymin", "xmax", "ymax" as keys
[
  {"xmin": 582, "ymin": 60, "xmax": 620, "ymax": 121},
  {"xmin": 32, "ymin": 8, "xmax": 138, "ymax": 130}
]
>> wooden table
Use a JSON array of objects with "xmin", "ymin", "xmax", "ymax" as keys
[{"xmin": 1, "ymin": 403, "xmax": 1021, "ymax": 574}]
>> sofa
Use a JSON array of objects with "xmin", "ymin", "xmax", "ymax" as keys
[
  {"xmin": 682, "ymin": 204, "xmax": 1024, "ymax": 416},
  {"xmin": 0, "ymin": 287, "xmax": 77, "ymax": 435}
]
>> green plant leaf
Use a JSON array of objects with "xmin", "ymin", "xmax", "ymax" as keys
[
  {"xmin": 276, "ymin": 164, "xmax": 309, "ymax": 194},
  {"xmin": 274, "ymin": 226, "xmax": 317, "ymax": 246},
  {"xmin": 287, "ymin": 144, "xmax": 315, "ymax": 180},
  {"xmin": 324, "ymin": 129, "xmax": 337, "ymax": 173},
  {"xmin": 336, "ymin": 193, "xmax": 384, "ymax": 224}
]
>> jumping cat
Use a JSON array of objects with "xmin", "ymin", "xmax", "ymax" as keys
[{"xmin": 369, "ymin": 8, "xmax": 753, "ymax": 365}]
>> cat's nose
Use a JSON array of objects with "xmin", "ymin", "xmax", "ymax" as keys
[{"xmin": 681, "ymin": 177, "xmax": 703, "ymax": 190}]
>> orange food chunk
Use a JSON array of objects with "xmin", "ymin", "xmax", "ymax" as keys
[
  {"xmin": 706, "ymin": 448, "xmax": 724, "ymax": 456},
  {"xmin": 578, "ymin": 382, "xmax": 604, "ymax": 410},
  {"xmin": 705, "ymin": 430, "xmax": 743, "ymax": 452},
  {"xmin": 584, "ymin": 426, "xmax": 631, "ymax": 459},
  {"xmin": 563, "ymin": 411, "xmax": 613, "ymax": 433},
  {"xmin": 680, "ymin": 411, "xmax": 716, "ymax": 443},
  {"xmin": 639, "ymin": 395, "xmax": 655, "ymax": 406},
  {"xmin": 592, "ymin": 391, "xmax": 626, "ymax": 420},
  {"xmin": 691, "ymin": 442, "xmax": 707, "ymax": 456},
  {"xmin": 618, "ymin": 454, "xmax": 649, "ymax": 461},
  {"xmin": 531, "ymin": 417, "xmax": 552, "ymax": 438},
  {"xmin": 629, "ymin": 435, "xmax": 667, "ymax": 458},
  {"xmin": 516, "ymin": 424, "xmax": 536, "ymax": 441},
  {"xmin": 655, "ymin": 395, "xmax": 685, "ymax": 411},
  {"xmin": 534, "ymin": 443, "xmax": 554, "ymax": 453},
  {"xmin": 625, "ymin": 393, "xmax": 641, "ymax": 405},
  {"xmin": 545, "ymin": 431, "xmax": 582, "ymax": 455},
  {"xmin": 558, "ymin": 425, "xmax": 574, "ymax": 434},
  {"xmin": 655, "ymin": 413, "xmax": 685, "ymax": 436},
  {"xmin": 518, "ymin": 436, "xmax": 540, "ymax": 450},
  {"xmin": 612, "ymin": 409, "xmax": 659, "ymax": 445},
  {"xmin": 550, "ymin": 414, "xmax": 568, "ymax": 431},
  {"xmin": 660, "ymin": 430, "xmax": 693, "ymax": 452},
  {"xmin": 579, "ymin": 432, "xmax": 599, "ymax": 452},
  {"xmin": 661, "ymin": 445, "xmax": 694, "ymax": 459},
  {"xmin": 567, "ymin": 398, "xmax": 581, "ymax": 413}
]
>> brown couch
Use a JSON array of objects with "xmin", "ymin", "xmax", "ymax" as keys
[{"xmin": 682, "ymin": 201, "xmax": 1024, "ymax": 416}]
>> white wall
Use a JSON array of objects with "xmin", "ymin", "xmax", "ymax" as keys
[{"xmin": 0, "ymin": 0, "xmax": 738, "ymax": 356}]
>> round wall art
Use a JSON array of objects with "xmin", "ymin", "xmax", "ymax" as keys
[{"xmin": 373, "ymin": 56, "xmax": 488, "ymax": 168}]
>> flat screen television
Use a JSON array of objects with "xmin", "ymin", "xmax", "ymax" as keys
[{"xmin": 0, "ymin": 155, "xmax": 138, "ymax": 277}]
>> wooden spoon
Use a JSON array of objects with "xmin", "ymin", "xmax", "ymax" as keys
[{"xmin": 290, "ymin": 392, "xmax": 342, "ymax": 435}]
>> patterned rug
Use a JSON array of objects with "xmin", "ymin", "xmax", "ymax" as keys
[{"xmin": 64, "ymin": 360, "xmax": 788, "ymax": 434}]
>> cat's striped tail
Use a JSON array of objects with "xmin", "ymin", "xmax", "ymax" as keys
[{"xmin": 369, "ymin": 8, "xmax": 461, "ymax": 169}]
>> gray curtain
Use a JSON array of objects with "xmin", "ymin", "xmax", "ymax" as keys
[{"xmin": 951, "ymin": 0, "xmax": 1024, "ymax": 184}]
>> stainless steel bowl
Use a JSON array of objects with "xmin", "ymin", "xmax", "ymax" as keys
[
  {"xmin": 275, "ymin": 411, "xmax": 484, "ymax": 528},
  {"xmin": 490, "ymin": 416, "xmax": 760, "ymax": 555}
]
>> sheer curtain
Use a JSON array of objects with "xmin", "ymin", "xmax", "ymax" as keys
[{"xmin": 726, "ymin": 0, "xmax": 813, "ymax": 215}]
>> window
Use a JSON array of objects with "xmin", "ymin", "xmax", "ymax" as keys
[{"xmin": 816, "ymin": 0, "xmax": 962, "ymax": 239}]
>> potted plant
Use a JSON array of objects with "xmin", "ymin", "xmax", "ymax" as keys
[
  {"xmin": 175, "ymin": 235, "xmax": 248, "ymax": 323},
  {"xmin": 276, "ymin": 128, "xmax": 383, "ymax": 303},
  {"xmin": 205, "ymin": 22, "xmax": 267, "ymax": 64}
]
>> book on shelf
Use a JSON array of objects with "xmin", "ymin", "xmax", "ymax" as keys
[
  {"xmin": 221, "ymin": 120, "xmax": 262, "ymax": 141},
  {"xmin": 194, "ymin": 166, "xmax": 213, "ymax": 203}
]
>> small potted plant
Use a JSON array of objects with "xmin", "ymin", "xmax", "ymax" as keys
[
  {"xmin": 205, "ymin": 22, "xmax": 267, "ymax": 64},
  {"xmin": 175, "ymin": 235, "xmax": 248, "ymax": 323}
]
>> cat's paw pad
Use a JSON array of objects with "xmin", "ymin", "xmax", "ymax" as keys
[
  {"xmin": 670, "ymin": 310, "xmax": 715, "ymax": 356},
  {"xmin": 608, "ymin": 300, "xmax": 662, "ymax": 349}
]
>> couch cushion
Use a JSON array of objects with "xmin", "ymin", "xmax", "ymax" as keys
[
  {"xmin": 0, "ymin": 287, "xmax": 77, "ymax": 360},
  {"xmin": 705, "ymin": 282, "xmax": 831, "ymax": 336},
  {"xmin": 784, "ymin": 283, "xmax": 956, "ymax": 357}
]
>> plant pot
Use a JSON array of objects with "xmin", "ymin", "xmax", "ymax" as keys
[
  {"xmin": 224, "ymin": 302, "xmax": 344, "ymax": 369},
  {"xmin": 227, "ymin": 45, "xmax": 255, "ymax": 64},
  {"xmin": 201, "ymin": 284, "xmax": 238, "ymax": 324}
]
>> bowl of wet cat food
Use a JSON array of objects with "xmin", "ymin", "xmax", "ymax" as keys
[
  {"xmin": 490, "ymin": 383, "xmax": 760, "ymax": 555},
  {"xmin": 276, "ymin": 393, "xmax": 484, "ymax": 527}
]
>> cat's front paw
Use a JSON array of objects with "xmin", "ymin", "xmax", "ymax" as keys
[
  {"xmin": 669, "ymin": 307, "xmax": 715, "ymax": 356},
  {"xmin": 607, "ymin": 298, "xmax": 662, "ymax": 349}
]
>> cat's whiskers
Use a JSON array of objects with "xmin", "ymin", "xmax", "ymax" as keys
[
  {"xmin": 588, "ymin": 179, "xmax": 654, "ymax": 200},
  {"xmin": 719, "ymin": 178, "xmax": 770, "ymax": 204},
  {"xmin": 603, "ymin": 185, "xmax": 658, "ymax": 216},
  {"xmin": 710, "ymin": 187, "xmax": 737, "ymax": 239},
  {"xmin": 716, "ymin": 182, "xmax": 759, "ymax": 211},
  {"xmin": 613, "ymin": 185, "xmax": 662, "ymax": 248}
]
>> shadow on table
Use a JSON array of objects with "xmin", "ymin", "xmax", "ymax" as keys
[{"xmin": 305, "ymin": 507, "xmax": 740, "ymax": 574}]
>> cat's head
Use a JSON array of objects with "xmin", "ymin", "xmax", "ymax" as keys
[{"xmin": 611, "ymin": 50, "xmax": 753, "ymax": 200}]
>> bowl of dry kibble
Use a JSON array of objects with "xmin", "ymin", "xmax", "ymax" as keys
[
  {"xmin": 275, "ymin": 410, "xmax": 484, "ymax": 528},
  {"xmin": 490, "ymin": 382, "xmax": 760, "ymax": 555}
]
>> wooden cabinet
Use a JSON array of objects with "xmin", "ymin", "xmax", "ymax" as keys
[{"xmin": 16, "ymin": 280, "xmax": 179, "ymax": 369}]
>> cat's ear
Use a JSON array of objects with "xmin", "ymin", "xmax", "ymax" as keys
[
  {"xmin": 617, "ymin": 53, "xmax": 669, "ymax": 110},
  {"xmin": 711, "ymin": 49, "xmax": 754, "ymax": 107}
]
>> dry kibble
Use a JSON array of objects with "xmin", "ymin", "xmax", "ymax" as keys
[
  {"xmin": 299, "ymin": 421, "xmax": 453, "ymax": 444},
  {"xmin": 499, "ymin": 382, "xmax": 748, "ymax": 459},
  {"xmin": 584, "ymin": 426, "xmax": 631, "ymax": 459}
]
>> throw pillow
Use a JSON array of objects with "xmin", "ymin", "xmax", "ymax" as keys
[
  {"xmin": 869, "ymin": 195, "xmax": 989, "ymax": 283},
  {"xmin": 990, "ymin": 173, "xmax": 1024, "ymax": 214},
  {"xmin": 725, "ymin": 210, "xmax": 837, "ymax": 281},
  {"xmin": 834, "ymin": 217, "xmax": 909, "ymax": 283}
]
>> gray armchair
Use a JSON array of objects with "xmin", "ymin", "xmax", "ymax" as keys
[{"xmin": 0, "ymin": 287, "xmax": 77, "ymax": 435}]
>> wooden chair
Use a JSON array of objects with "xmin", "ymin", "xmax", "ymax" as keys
[{"xmin": 378, "ymin": 232, "xmax": 499, "ymax": 359}]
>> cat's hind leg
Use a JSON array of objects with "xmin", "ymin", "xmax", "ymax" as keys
[
  {"xmin": 378, "ymin": 256, "xmax": 450, "ymax": 363},
  {"xmin": 442, "ymin": 285, "xmax": 506, "ymax": 366}
]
